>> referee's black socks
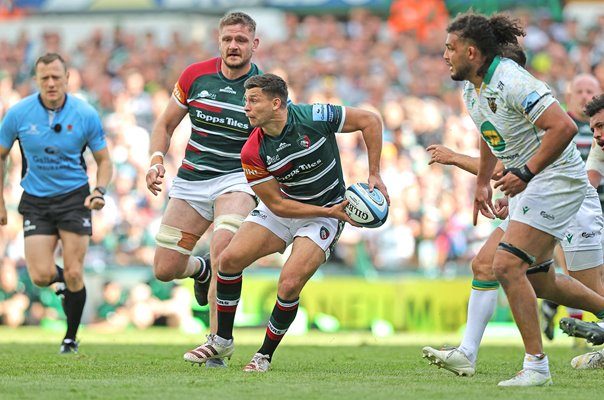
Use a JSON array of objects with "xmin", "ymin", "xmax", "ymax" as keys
[{"xmin": 63, "ymin": 286, "xmax": 86, "ymax": 341}]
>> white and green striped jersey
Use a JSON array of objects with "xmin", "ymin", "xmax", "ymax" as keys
[{"xmin": 462, "ymin": 56, "xmax": 583, "ymax": 174}]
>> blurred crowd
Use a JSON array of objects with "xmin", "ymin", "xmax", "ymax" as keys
[{"xmin": 2, "ymin": 7, "xmax": 604, "ymax": 328}]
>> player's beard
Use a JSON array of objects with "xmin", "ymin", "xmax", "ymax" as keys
[
  {"xmin": 450, "ymin": 61, "xmax": 472, "ymax": 82},
  {"xmin": 223, "ymin": 53, "xmax": 252, "ymax": 70}
]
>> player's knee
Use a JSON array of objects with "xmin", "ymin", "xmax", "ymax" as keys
[
  {"xmin": 155, "ymin": 224, "xmax": 199, "ymax": 256},
  {"xmin": 214, "ymin": 214, "xmax": 245, "ymax": 234},
  {"xmin": 63, "ymin": 268, "xmax": 83, "ymax": 287},
  {"xmin": 152, "ymin": 258, "xmax": 181, "ymax": 282},
  {"xmin": 30, "ymin": 272, "xmax": 55, "ymax": 287},
  {"xmin": 470, "ymin": 256, "xmax": 495, "ymax": 280},
  {"xmin": 494, "ymin": 242, "xmax": 535, "ymax": 281},
  {"xmin": 153, "ymin": 266, "xmax": 174, "ymax": 282},
  {"xmin": 277, "ymin": 278, "xmax": 303, "ymax": 300},
  {"xmin": 218, "ymin": 248, "xmax": 245, "ymax": 274}
]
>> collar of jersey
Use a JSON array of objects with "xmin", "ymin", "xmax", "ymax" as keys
[
  {"xmin": 216, "ymin": 58, "xmax": 258, "ymax": 83},
  {"xmin": 38, "ymin": 93, "xmax": 67, "ymax": 112},
  {"xmin": 483, "ymin": 55, "xmax": 501, "ymax": 86}
]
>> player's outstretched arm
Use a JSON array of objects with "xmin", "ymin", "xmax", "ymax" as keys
[
  {"xmin": 427, "ymin": 144, "xmax": 504, "ymax": 179},
  {"xmin": 340, "ymin": 107, "xmax": 390, "ymax": 204}
]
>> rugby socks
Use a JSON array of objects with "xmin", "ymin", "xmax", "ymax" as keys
[
  {"xmin": 523, "ymin": 353, "xmax": 550, "ymax": 376},
  {"xmin": 258, "ymin": 296, "xmax": 299, "ymax": 360},
  {"xmin": 567, "ymin": 307, "xmax": 583, "ymax": 320},
  {"xmin": 458, "ymin": 280, "xmax": 499, "ymax": 364},
  {"xmin": 63, "ymin": 286, "xmax": 86, "ymax": 341},
  {"xmin": 190, "ymin": 255, "xmax": 210, "ymax": 283},
  {"xmin": 216, "ymin": 271, "xmax": 242, "ymax": 340},
  {"xmin": 51, "ymin": 265, "xmax": 64, "ymax": 284},
  {"xmin": 542, "ymin": 300, "xmax": 559, "ymax": 318}
]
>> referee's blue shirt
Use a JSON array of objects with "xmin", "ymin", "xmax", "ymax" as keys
[{"xmin": 0, "ymin": 93, "xmax": 107, "ymax": 197}]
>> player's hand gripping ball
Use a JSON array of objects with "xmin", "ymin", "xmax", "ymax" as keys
[{"xmin": 344, "ymin": 183, "xmax": 389, "ymax": 228}]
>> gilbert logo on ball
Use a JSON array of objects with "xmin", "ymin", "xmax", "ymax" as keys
[{"xmin": 344, "ymin": 183, "xmax": 388, "ymax": 228}]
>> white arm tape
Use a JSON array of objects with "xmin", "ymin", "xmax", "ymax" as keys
[
  {"xmin": 150, "ymin": 151, "xmax": 165, "ymax": 160},
  {"xmin": 149, "ymin": 164, "xmax": 162, "ymax": 173}
]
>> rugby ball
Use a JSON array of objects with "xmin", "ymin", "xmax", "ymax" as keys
[{"xmin": 344, "ymin": 183, "xmax": 388, "ymax": 228}]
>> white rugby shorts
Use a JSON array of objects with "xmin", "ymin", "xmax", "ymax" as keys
[
  {"xmin": 168, "ymin": 172, "xmax": 254, "ymax": 221},
  {"xmin": 245, "ymin": 201, "xmax": 343, "ymax": 261}
]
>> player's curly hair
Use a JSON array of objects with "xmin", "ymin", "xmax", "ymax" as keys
[
  {"xmin": 447, "ymin": 12, "xmax": 525, "ymax": 77},
  {"xmin": 585, "ymin": 94, "xmax": 604, "ymax": 117},
  {"xmin": 500, "ymin": 43, "xmax": 526, "ymax": 68}
]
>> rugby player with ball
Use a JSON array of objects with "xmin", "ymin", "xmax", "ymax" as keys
[{"xmin": 183, "ymin": 73, "xmax": 389, "ymax": 372}]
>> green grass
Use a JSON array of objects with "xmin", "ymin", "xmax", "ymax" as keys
[{"xmin": 0, "ymin": 327, "xmax": 601, "ymax": 400}]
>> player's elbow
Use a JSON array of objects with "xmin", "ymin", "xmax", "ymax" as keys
[{"xmin": 560, "ymin": 118, "xmax": 578, "ymax": 140}]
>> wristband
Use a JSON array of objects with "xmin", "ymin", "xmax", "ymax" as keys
[
  {"xmin": 89, "ymin": 195, "xmax": 105, "ymax": 202},
  {"xmin": 93, "ymin": 186, "xmax": 106, "ymax": 195},
  {"xmin": 150, "ymin": 151, "xmax": 165, "ymax": 160},
  {"xmin": 503, "ymin": 164, "xmax": 535, "ymax": 183}
]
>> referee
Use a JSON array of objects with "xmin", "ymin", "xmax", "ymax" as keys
[{"xmin": 0, "ymin": 53, "xmax": 112, "ymax": 354}]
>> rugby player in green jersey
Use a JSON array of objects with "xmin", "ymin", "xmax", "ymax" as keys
[
  {"xmin": 183, "ymin": 73, "xmax": 389, "ymax": 372},
  {"xmin": 145, "ymin": 12, "xmax": 260, "ymax": 368}
]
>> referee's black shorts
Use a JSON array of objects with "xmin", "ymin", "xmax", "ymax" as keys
[{"xmin": 18, "ymin": 184, "xmax": 93, "ymax": 237}]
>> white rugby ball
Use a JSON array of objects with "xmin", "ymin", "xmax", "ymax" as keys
[{"xmin": 344, "ymin": 183, "xmax": 388, "ymax": 228}]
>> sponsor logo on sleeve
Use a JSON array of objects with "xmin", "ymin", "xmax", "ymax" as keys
[
  {"xmin": 521, "ymin": 91, "xmax": 542, "ymax": 115},
  {"xmin": 242, "ymin": 163, "xmax": 264, "ymax": 178},
  {"xmin": 173, "ymin": 83, "xmax": 185, "ymax": 104},
  {"xmin": 312, "ymin": 104, "xmax": 336, "ymax": 122}
]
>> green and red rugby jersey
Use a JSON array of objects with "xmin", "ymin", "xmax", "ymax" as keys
[
  {"xmin": 172, "ymin": 57, "xmax": 261, "ymax": 181},
  {"xmin": 241, "ymin": 103, "xmax": 347, "ymax": 207}
]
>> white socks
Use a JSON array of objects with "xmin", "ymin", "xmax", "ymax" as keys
[
  {"xmin": 458, "ymin": 287, "xmax": 498, "ymax": 364},
  {"xmin": 523, "ymin": 353, "xmax": 550, "ymax": 376}
]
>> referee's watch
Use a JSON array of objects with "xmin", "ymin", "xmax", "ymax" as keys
[{"xmin": 93, "ymin": 186, "xmax": 107, "ymax": 196}]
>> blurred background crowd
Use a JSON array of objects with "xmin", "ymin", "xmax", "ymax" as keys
[{"xmin": 2, "ymin": 0, "xmax": 604, "ymax": 329}]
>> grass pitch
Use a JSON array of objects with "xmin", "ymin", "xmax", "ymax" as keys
[{"xmin": 0, "ymin": 327, "xmax": 601, "ymax": 400}]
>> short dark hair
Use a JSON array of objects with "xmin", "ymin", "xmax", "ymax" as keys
[
  {"xmin": 34, "ymin": 53, "xmax": 67, "ymax": 72},
  {"xmin": 500, "ymin": 43, "xmax": 526, "ymax": 68},
  {"xmin": 448, "ymin": 12, "xmax": 525, "ymax": 76},
  {"xmin": 244, "ymin": 74, "xmax": 288, "ymax": 108},
  {"xmin": 585, "ymin": 94, "xmax": 604, "ymax": 118},
  {"xmin": 219, "ymin": 11, "xmax": 256, "ymax": 36}
]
